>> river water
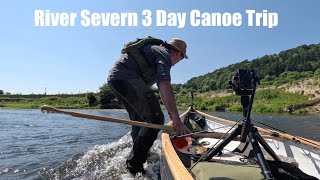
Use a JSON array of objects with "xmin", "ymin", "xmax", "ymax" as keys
[{"xmin": 0, "ymin": 109, "xmax": 319, "ymax": 180}]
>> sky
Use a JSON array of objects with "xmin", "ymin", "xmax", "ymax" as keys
[{"xmin": 1, "ymin": 0, "xmax": 320, "ymax": 95}]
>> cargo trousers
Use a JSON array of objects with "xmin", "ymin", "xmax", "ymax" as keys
[{"xmin": 108, "ymin": 79, "xmax": 164, "ymax": 167}]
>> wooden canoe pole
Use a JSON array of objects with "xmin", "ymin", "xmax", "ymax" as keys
[
  {"xmin": 41, "ymin": 106, "xmax": 287, "ymax": 141},
  {"xmin": 41, "ymin": 105, "xmax": 174, "ymax": 132}
]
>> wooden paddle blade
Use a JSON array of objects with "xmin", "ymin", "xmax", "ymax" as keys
[{"xmin": 41, "ymin": 105, "xmax": 57, "ymax": 114}]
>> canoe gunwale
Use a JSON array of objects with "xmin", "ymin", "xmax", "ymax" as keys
[
  {"xmin": 194, "ymin": 109, "xmax": 320, "ymax": 149},
  {"xmin": 161, "ymin": 108, "xmax": 193, "ymax": 180}
]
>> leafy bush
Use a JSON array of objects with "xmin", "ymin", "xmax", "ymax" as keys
[
  {"xmin": 86, "ymin": 92, "xmax": 97, "ymax": 106},
  {"xmin": 314, "ymin": 68, "xmax": 320, "ymax": 77}
]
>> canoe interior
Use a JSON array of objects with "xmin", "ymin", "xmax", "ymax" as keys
[{"xmin": 161, "ymin": 108, "xmax": 320, "ymax": 180}]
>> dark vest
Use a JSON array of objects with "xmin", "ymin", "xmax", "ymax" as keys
[{"xmin": 121, "ymin": 37, "xmax": 164, "ymax": 84}]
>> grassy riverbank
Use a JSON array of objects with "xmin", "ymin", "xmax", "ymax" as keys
[
  {"xmin": 2, "ymin": 88, "xmax": 319, "ymax": 114},
  {"xmin": 0, "ymin": 94, "xmax": 96, "ymax": 109},
  {"xmin": 176, "ymin": 89, "xmax": 320, "ymax": 114}
]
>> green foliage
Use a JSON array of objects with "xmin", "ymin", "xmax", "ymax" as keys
[
  {"xmin": 0, "ymin": 95, "xmax": 89, "ymax": 109},
  {"xmin": 314, "ymin": 68, "xmax": 320, "ymax": 77},
  {"xmin": 172, "ymin": 83, "xmax": 183, "ymax": 93},
  {"xmin": 175, "ymin": 87, "xmax": 311, "ymax": 113},
  {"xmin": 98, "ymin": 83, "xmax": 113, "ymax": 106},
  {"xmin": 98, "ymin": 83, "xmax": 119, "ymax": 109},
  {"xmin": 0, "ymin": 90, "xmax": 3, "ymax": 95},
  {"xmin": 41, "ymin": 97, "xmax": 63, "ymax": 105},
  {"xmin": 0, "ymin": 87, "xmax": 314, "ymax": 113},
  {"xmin": 255, "ymin": 89, "xmax": 279, "ymax": 100},
  {"xmin": 0, "ymin": 84, "xmax": 120, "ymax": 109},
  {"xmin": 268, "ymin": 71, "xmax": 313, "ymax": 86},
  {"xmin": 86, "ymin": 92, "xmax": 97, "ymax": 106},
  {"xmin": 228, "ymin": 104, "xmax": 242, "ymax": 112},
  {"xmin": 184, "ymin": 43, "xmax": 320, "ymax": 92}
]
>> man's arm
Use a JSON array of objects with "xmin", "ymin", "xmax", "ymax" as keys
[{"xmin": 158, "ymin": 80, "xmax": 191, "ymax": 135}]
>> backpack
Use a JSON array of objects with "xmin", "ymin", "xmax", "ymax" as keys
[{"xmin": 121, "ymin": 36, "xmax": 165, "ymax": 85}]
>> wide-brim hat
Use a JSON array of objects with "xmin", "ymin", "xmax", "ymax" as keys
[{"xmin": 168, "ymin": 38, "xmax": 189, "ymax": 59}]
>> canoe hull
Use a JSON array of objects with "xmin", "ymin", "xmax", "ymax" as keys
[{"xmin": 160, "ymin": 133, "xmax": 193, "ymax": 180}]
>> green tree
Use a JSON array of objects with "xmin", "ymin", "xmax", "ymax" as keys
[
  {"xmin": 172, "ymin": 83, "xmax": 182, "ymax": 93},
  {"xmin": 86, "ymin": 92, "xmax": 97, "ymax": 106},
  {"xmin": 0, "ymin": 90, "xmax": 3, "ymax": 95},
  {"xmin": 98, "ymin": 83, "xmax": 117, "ymax": 108}
]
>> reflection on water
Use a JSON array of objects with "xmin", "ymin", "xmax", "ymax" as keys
[{"xmin": 0, "ymin": 109, "xmax": 319, "ymax": 179}]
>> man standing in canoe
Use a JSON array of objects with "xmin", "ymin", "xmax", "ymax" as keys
[{"xmin": 107, "ymin": 37, "xmax": 191, "ymax": 175}]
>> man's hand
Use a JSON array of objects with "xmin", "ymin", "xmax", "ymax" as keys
[{"xmin": 172, "ymin": 118, "xmax": 192, "ymax": 135}]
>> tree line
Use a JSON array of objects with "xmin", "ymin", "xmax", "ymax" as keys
[{"xmin": 181, "ymin": 43, "xmax": 320, "ymax": 93}]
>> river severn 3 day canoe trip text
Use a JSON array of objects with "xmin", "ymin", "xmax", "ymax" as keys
[{"xmin": 34, "ymin": 9, "xmax": 279, "ymax": 28}]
